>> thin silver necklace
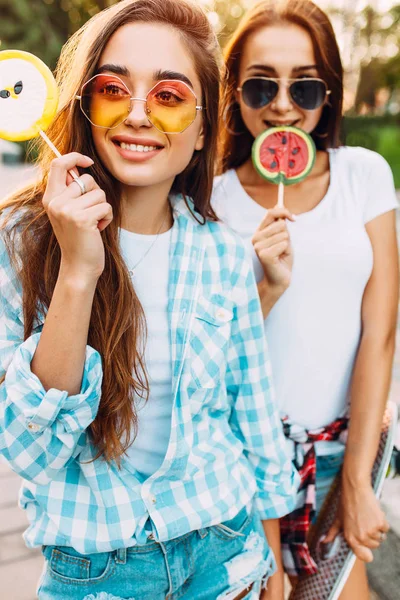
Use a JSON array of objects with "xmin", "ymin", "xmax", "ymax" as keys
[{"xmin": 127, "ymin": 206, "xmax": 170, "ymax": 278}]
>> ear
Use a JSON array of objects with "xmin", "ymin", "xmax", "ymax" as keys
[{"xmin": 194, "ymin": 124, "xmax": 205, "ymax": 151}]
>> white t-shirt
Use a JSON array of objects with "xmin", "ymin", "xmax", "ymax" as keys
[
  {"xmin": 119, "ymin": 226, "xmax": 173, "ymax": 478},
  {"xmin": 212, "ymin": 147, "xmax": 398, "ymax": 453}
]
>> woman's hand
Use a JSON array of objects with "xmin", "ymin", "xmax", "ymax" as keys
[
  {"xmin": 252, "ymin": 206, "xmax": 295, "ymax": 297},
  {"xmin": 323, "ymin": 480, "xmax": 389, "ymax": 562},
  {"xmin": 42, "ymin": 153, "xmax": 113, "ymax": 284}
]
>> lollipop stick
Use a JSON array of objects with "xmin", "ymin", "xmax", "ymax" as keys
[
  {"xmin": 277, "ymin": 181, "xmax": 285, "ymax": 208},
  {"xmin": 39, "ymin": 129, "xmax": 80, "ymax": 182}
]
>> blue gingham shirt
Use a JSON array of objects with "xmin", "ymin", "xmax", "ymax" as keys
[{"xmin": 0, "ymin": 196, "xmax": 299, "ymax": 554}]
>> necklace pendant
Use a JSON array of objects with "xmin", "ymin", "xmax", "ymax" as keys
[{"xmin": 129, "ymin": 268, "xmax": 135, "ymax": 277}]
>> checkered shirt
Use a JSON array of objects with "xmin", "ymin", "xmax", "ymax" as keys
[
  {"xmin": 280, "ymin": 415, "xmax": 348, "ymax": 576},
  {"xmin": 0, "ymin": 196, "xmax": 299, "ymax": 553}
]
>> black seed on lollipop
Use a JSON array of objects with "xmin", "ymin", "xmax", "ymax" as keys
[
  {"xmin": 289, "ymin": 160, "xmax": 295, "ymax": 168},
  {"xmin": 282, "ymin": 136, "xmax": 287, "ymax": 144},
  {"xmin": 292, "ymin": 148, "xmax": 299, "ymax": 155},
  {"xmin": 270, "ymin": 161, "xmax": 277, "ymax": 168},
  {"xmin": 268, "ymin": 148, "xmax": 276, "ymax": 154},
  {"xmin": 14, "ymin": 81, "xmax": 23, "ymax": 95},
  {"xmin": 0, "ymin": 89, "xmax": 10, "ymax": 99}
]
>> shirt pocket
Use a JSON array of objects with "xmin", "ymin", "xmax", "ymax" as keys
[{"xmin": 189, "ymin": 293, "xmax": 234, "ymax": 389}]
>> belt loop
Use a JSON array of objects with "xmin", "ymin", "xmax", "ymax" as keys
[
  {"xmin": 198, "ymin": 527, "xmax": 208, "ymax": 539},
  {"xmin": 115, "ymin": 547, "xmax": 127, "ymax": 564}
]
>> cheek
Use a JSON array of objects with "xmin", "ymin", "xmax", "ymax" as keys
[
  {"xmin": 91, "ymin": 127, "xmax": 108, "ymax": 158},
  {"xmin": 303, "ymin": 107, "xmax": 324, "ymax": 133},
  {"xmin": 167, "ymin": 133, "xmax": 199, "ymax": 172},
  {"xmin": 239, "ymin": 103, "xmax": 262, "ymax": 137}
]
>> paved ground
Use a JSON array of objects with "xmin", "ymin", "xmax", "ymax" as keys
[{"xmin": 0, "ymin": 164, "xmax": 398, "ymax": 599}]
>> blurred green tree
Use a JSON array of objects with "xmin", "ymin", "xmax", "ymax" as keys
[{"xmin": 0, "ymin": 0, "xmax": 118, "ymax": 70}]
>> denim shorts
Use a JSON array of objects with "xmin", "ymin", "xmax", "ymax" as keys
[
  {"xmin": 314, "ymin": 449, "xmax": 345, "ymax": 520},
  {"xmin": 37, "ymin": 506, "xmax": 276, "ymax": 600}
]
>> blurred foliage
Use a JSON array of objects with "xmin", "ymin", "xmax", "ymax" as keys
[
  {"xmin": 1, "ymin": 0, "xmax": 399, "ymax": 179},
  {"xmin": 343, "ymin": 115, "xmax": 400, "ymax": 187},
  {"xmin": 353, "ymin": 5, "xmax": 400, "ymax": 112},
  {"xmin": 1, "ymin": 0, "xmax": 399, "ymax": 103},
  {"xmin": 0, "ymin": 0, "xmax": 116, "ymax": 70}
]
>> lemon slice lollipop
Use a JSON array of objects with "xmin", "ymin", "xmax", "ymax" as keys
[
  {"xmin": 0, "ymin": 49, "xmax": 88, "ymax": 187},
  {"xmin": 0, "ymin": 50, "xmax": 59, "ymax": 142}
]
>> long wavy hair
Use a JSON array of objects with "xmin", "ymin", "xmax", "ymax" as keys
[
  {"xmin": 218, "ymin": 0, "xmax": 343, "ymax": 173},
  {"xmin": 0, "ymin": 0, "xmax": 220, "ymax": 463}
]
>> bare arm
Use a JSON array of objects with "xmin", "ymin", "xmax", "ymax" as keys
[
  {"xmin": 31, "ymin": 273, "xmax": 97, "ymax": 395},
  {"xmin": 31, "ymin": 153, "xmax": 112, "ymax": 395},
  {"xmin": 257, "ymin": 278, "xmax": 287, "ymax": 320},
  {"xmin": 325, "ymin": 210, "xmax": 398, "ymax": 561},
  {"xmin": 343, "ymin": 210, "xmax": 398, "ymax": 481},
  {"xmin": 261, "ymin": 519, "xmax": 284, "ymax": 600}
]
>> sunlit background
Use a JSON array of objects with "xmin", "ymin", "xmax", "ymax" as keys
[
  {"xmin": 0, "ymin": 0, "xmax": 399, "ymax": 184},
  {"xmin": 0, "ymin": 3, "xmax": 399, "ymax": 600}
]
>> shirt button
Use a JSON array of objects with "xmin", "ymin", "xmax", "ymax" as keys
[
  {"xmin": 28, "ymin": 422, "xmax": 40, "ymax": 432},
  {"xmin": 216, "ymin": 308, "xmax": 227, "ymax": 320},
  {"xmin": 150, "ymin": 496, "xmax": 157, "ymax": 505}
]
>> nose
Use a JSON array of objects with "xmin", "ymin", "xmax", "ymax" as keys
[
  {"xmin": 271, "ymin": 81, "xmax": 293, "ymax": 114},
  {"xmin": 124, "ymin": 97, "xmax": 152, "ymax": 129}
]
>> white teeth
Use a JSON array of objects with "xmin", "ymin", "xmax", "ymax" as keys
[{"xmin": 120, "ymin": 142, "xmax": 158, "ymax": 152}]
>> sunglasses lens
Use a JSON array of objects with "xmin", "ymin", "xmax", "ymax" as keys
[
  {"xmin": 290, "ymin": 79, "xmax": 326, "ymax": 110},
  {"xmin": 80, "ymin": 75, "xmax": 131, "ymax": 128},
  {"xmin": 146, "ymin": 80, "xmax": 197, "ymax": 133},
  {"xmin": 241, "ymin": 78, "xmax": 279, "ymax": 109}
]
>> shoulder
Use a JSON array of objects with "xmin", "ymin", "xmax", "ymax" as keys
[{"xmin": 333, "ymin": 146, "xmax": 394, "ymax": 179}]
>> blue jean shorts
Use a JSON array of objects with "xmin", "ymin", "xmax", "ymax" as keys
[
  {"xmin": 37, "ymin": 506, "xmax": 276, "ymax": 600},
  {"xmin": 314, "ymin": 449, "xmax": 345, "ymax": 521}
]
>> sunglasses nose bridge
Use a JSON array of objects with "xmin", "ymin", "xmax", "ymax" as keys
[
  {"xmin": 124, "ymin": 96, "xmax": 152, "ymax": 126},
  {"xmin": 271, "ymin": 80, "xmax": 294, "ymax": 111}
]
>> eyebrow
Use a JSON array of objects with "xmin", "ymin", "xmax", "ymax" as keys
[
  {"xmin": 246, "ymin": 64, "xmax": 319, "ymax": 74},
  {"xmin": 96, "ymin": 64, "xmax": 130, "ymax": 77},
  {"xmin": 95, "ymin": 64, "xmax": 194, "ymax": 88}
]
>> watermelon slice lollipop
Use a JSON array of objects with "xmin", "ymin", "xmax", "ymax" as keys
[{"xmin": 252, "ymin": 126, "xmax": 316, "ymax": 207}]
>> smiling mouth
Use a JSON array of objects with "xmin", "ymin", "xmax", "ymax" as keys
[
  {"xmin": 264, "ymin": 120, "xmax": 301, "ymax": 128},
  {"xmin": 113, "ymin": 141, "xmax": 164, "ymax": 153}
]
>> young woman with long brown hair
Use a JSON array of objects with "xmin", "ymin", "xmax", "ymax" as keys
[
  {"xmin": 213, "ymin": 0, "xmax": 398, "ymax": 598},
  {"xmin": 0, "ymin": 1, "xmax": 299, "ymax": 599}
]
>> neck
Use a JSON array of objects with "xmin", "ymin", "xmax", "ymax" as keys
[{"xmin": 120, "ymin": 179, "xmax": 174, "ymax": 234}]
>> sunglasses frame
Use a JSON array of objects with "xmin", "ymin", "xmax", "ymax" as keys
[
  {"xmin": 237, "ymin": 76, "xmax": 331, "ymax": 111},
  {"xmin": 75, "ymin": 73, "xmax": 203, "ymax": 133}
]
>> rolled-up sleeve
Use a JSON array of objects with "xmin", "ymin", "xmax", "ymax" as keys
[
  {"xmin": 226, "ymin": 243, "xmax": 299, "ymax": 519},
  {"xmin": 0, "ymin": 230, "xmax": 103, "ymax": 485}
]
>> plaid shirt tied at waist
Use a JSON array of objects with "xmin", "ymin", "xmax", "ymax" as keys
[{"xmin": 280, "ymin": 415, "xmax": 348, "ymax": 577}]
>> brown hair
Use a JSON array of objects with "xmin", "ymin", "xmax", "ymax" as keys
[
  {"xmin": 218, "ymin": 0, "xmax": 343, "ymax": 173},
  {"xmin": 1, "ymin": 0, "xmax": 220, "ymax": 462}
]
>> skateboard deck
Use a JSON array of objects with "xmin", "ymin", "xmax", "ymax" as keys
[{"xmin": 290, "ymin": 401, "xmax": 398, "ymax": 600}]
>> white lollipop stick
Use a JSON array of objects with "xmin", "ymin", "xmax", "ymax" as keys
[
  {"xmin": 39, "ymin": 129, "xmax": 81, "ymax": 182},
  {"xmin": 277, "ymin": 181, "xmax": 285, "ymax": 208}
]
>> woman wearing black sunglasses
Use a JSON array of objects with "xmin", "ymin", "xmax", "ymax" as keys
[{"xmin": 213, "ymin": 1, "xmax": 398, "ymax": 599}]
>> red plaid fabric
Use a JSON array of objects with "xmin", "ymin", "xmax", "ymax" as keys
[{"xmin": 280, "ymin": 416, "xmax": 348, "ymax": 577}]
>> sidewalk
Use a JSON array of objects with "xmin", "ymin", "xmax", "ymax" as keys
[{"xmin": 0, "ymin": 167, "xmax": 398, "ymax": 599}]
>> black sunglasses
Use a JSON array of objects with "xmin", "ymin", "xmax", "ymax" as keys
[{"xmin": 237, "ymin": 77, "xmax": 331, "ymax": 111}]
